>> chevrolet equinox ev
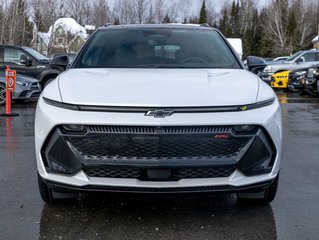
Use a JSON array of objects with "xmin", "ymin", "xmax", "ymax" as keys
[{"xmin": 35, "ymin": 24, "xmax": 282, "ymax": 204}]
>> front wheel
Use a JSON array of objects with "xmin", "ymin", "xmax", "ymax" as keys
[
  {"xmin": 237, "ymin": 175, "xmax": 279, "ymax": 205},
  {"xmin": 37, "ymin": 173, "xmax": 78, "ymax": 204},
  {"xmin": 38, "ymin": 173, "xmax": 54, "ymax": 203},
  {"xmin": 0, "ymin": 84, "xmax": 6, "ymax": 105}
]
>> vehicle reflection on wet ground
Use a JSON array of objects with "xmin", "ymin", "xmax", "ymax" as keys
[
  {"xmin": 0, "ymin": 91, "xmax": 318, "ymax": 240},
  {"xmin": 39, "ymin": 193, "xmax": 276, "ymax": 240}
]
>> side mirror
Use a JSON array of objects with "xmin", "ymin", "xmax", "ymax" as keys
[
  {"xmin": 20, "ymin": 55, "xmax": 28, "ymax": 65},
  {"xmin": 20, "ymin": 55, "xmax": 33, "ymax": 66},
  {"xmin": 50, "ymin": 55, "xmax": 69, "ymax": 69},
  {"xmin": 296, "ymin": 56, "xmax": 305, "ymax": 64},
  {"xmin": 246, "ymin": 56, "xmax": 267, "ymax": 74}
]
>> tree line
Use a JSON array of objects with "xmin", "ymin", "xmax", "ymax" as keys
[{"xmin": 0, "ymin": 0, "xmax": 318, "ymax": 58}]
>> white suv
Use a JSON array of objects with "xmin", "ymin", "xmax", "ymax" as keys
[{"xmin": 35, "ymin": 24, "xmax": 282, "ymax": 204}]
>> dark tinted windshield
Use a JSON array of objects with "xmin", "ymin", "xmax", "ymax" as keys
[{"xmin": 74, "ymin": 28, "xmax": 240, "ymax": 69}]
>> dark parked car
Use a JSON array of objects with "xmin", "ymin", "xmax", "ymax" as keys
[
  {"xmin": 0, "ymin": 71, "xmax": 41, "ymax": 105},
  {"xmin": 39, "ymin": 53, "xmax": 77, "ymax": 88},
  {"xmin": 0, "ymin": 45, "xmax": 49, "ymax": 79},
  {"xmin": 287, "ymin": 68, "xmax": 309, "ymax": 93},
  {"xmin": 304, "ymin": 66, "xmax": 319, "ymax": 96}
]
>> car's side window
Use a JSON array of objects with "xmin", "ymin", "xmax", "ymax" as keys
[
  {"xmin": 4, "ymin": 48, "xmax": 26, "ymax": 65},
  {"xmin": 302, "ymin": 52, "xmax": 316, "ymax": 62},
  {"xmin": 314, "ymin": 53, "xmax": 319, "ymax": 61}
]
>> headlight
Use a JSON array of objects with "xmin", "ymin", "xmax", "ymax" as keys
[
  {"xmin": 295, "ymin": 71, "xmax": 306, "ymax": 76},
  {"xmin": 296, "ymin": 75, "xmax": 306, "ymax": 81},
  {"xmin": 234, "ymin": 125, "xmax": 256, "ymax": 132},
  {"xmin": 16, "ymin": 81, "xmax": 29, "ymax": 87},
  {"xmin": 264, "ymin": 66, "xmax": 273, "ymax": 73},
  {"xmin": 62, "ymin": 124, "xmax": 86, "ymax": 133}
]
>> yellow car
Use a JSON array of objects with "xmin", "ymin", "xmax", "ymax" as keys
[{"xmin": 271, "ymin": 71, "xmax": 290, "ymax": 89}]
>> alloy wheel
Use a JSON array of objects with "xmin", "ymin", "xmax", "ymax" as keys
[{"xmin": 0, "ymin": 84, "xmax": 6, "ymax": 105}]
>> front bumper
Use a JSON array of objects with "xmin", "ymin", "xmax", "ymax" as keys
[
  {"xmin": 35, "ymin": 97, "xmax": 282, "ymax": 192},
  {"xmin": 305, "ymin": 78, "xmax": 318, "ymax": 94},
  {"xmin": 260, "ymin": 72, "xmax": 272, "ymax": 84},
  {"xmin": 44, "ymin": 176, "xmax": 276, "ymax": 194},
  {"xmin": 13, "ymin": 82, "xmax": 41, "ymax": 100}
]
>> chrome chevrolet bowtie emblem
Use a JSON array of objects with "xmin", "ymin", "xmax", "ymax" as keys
[{"xmin": 145, "ymin": 110, "xmax": 174, "ymax": 118}]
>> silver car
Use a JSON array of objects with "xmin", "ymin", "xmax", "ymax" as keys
[
  {"xmin": 0, "ymin": 71, "xmax": 41, "ymax": 105},
  {"xmin": 261, "ymin": 50, "xmax": 319, "ymax": 83}
]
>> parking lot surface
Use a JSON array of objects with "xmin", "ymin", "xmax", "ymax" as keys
[{"xmin": 0, "ymin": 92, "xmax": 319, "ymax": 240}]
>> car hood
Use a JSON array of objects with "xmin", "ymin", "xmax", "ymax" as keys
[{"xmin": 58, "ymin": 68, "xmax": 260, "ymax": 107}]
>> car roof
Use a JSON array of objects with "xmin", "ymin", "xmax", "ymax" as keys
[
  {"xmin": 98, "ymin": 23, "xmax": 215, "ymax": 31},
  {"xmin": 0, "ymin": 44, "xmax": 25, "ymax": 48}
]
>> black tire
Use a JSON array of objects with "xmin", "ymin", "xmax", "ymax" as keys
[
  {"xmin": 237, "ymin": 175, "xmax": 279, "ymax": 205},
  {"xmin": 13, "ymin": 99, "xmax": 26, "ymax": 104},
  {"xmin": 305, "ymin": 88, "xmax": 318, "ymax": 97},
  {"xmin": 42, "ymin": 77, "xmax": 56, "ymax": 89},
  {"xmin": 38, "ymin": 173, "xmax": 54, "ymax": 204},
  {"xmin": 0, "ymin": 84, "xmax": 6, "ymax": 106},
  {"xmin": 37, "ymin": 173, "xmax": 79, "ymax": 204}
]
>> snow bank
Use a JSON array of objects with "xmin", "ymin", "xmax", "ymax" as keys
[{"xmin": 48, "ymin": 18, "xmax": 88, "ymax": 40}]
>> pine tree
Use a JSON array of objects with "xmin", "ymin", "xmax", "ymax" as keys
[
  {"xmin": 229, "ymin": 0, "xmax": 240, "ymax": 37},
  {"xmin": 218, "ymin": 8, "xmax": 230, "ymax": 36},
  {"xmin": 34, "ymin": 8, "xmax": 46, "ymax": 32},
  {"xmin": 286, "ymin": 10, "xmax": 297, "ymax": 54},
  {"xmin": 162, "ymin": 14, "xmax": 171, "ymax": 23},
  {"xmin": 199, "ymin": 0, "xmax": 207, "ymax": 24},
  {"xmin": 113, "ymin": 17, "xmax": 120, "ymax": 25}
]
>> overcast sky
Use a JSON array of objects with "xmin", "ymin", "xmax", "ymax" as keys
[{"xmin": 107, "ymin": 0, "xmax": 268, "ymax": 15}]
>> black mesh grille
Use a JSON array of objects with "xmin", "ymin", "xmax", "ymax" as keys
[
  {"xmin": 70, "ymin": 136, "xmax": 250, "ymax": 161},
  {"xmin": 85, "ymin": 168, "xmax": 141, "ymax": 178},
  {"xmin": 84, "ymin": 167, "xmax": 235, "ymax": 180},
  {"xmin": 86, "ymin": 125, "xmax": 232, "ymax": 134}
]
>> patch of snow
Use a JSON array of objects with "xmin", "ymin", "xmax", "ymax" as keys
[
  {"xmin": 227, "ymin": 38, "xmax": 243, "ymax": 59},
  {"xmin": 48, "ymin": 18, "xmax": 88, "ymax": 40},
  {"xmin": 38, "ymin": 32, "xmax": 50, "ymax": 45},
  {"xmin": 85, "ymin": 25, "xmax": 96, "ymax": 31}
]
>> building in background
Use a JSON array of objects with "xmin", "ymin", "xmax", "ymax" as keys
[
  {"xmin": 312, "ymin": 36, "xmax": 319, "ymax": 49},
  {"xmin": 31, "ymin": 18, "xmax": 92, "ymax": 56}
]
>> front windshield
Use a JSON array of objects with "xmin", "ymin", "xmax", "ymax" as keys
[
  {"xmin": 74, "ymin": 28, "xmax": 240, "ymax": 69},
  {"xmin": 286, "ymin": 51, "xmax": 302, "ymax": 61},
  {"xmin": 23, "ymin": 47, "xmax": 48, "ymax": 61}
]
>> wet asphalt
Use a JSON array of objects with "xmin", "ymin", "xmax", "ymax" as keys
[{"xmin": 0, "ymin": 92, "xmax": 318, "ymax": 240}]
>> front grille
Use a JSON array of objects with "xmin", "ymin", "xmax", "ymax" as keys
[
  {"xmin": 31, "ymin": 91, "xmax": 41, "ymax": 98},
  {"xmin": 31, "ymin": 82, "xmax": 40, "ymax": 90},
  {"xmin": 84, "ymin": 167, "xmax": 235, "ymax": 180},
  {"xmin": 19, "ymin": 90, "xmax": 29, "ymax": 97},
  {"xmin": 86, "ymin": 125, "xmax": 232, "ymax": 134},
  {"xmin": 67, "ymin": 125, "xmax": 252, "ymax": 162},
  {"xmin": 43, "ymin": 125, "xmax": 275, "ymax": 177}
]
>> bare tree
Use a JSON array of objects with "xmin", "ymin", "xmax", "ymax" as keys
[
  {"xmin": 262, "ymin": 0, "xmax": 289, "ymax": 54},
  {"xmin": 92, "ymin": 0, "xmax": 110, "ymax": 27}
]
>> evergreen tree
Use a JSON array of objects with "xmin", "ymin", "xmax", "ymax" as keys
[
  {"xmin": 286, "ymin": 10, "xmax": 297, "ymax": 53},
  {"xmin": 162, "ymin": 14, "xmax": 171, "ymax": 23},
  {"xmin": 113, "ymin": 17, "xmax": 120, "ymax": 25},
  {"xmin": 229, "ymin": 0, "xmax": 240, "ymax": 37},
  {"xmin": 199, "ymin": 0, "xmax": 207, "ymax": 24},
  {"xmin": 34, "ymin": 8, "xmax": 46, "ymax": 32},
  {"xmin": 218, "ymin": 8, "xmax": 230, "ymax": 36}
]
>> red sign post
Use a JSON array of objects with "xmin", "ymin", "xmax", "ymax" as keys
[{"xmin": 0, "ymin": 66, "xmax": 19, "ymax": 117}]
